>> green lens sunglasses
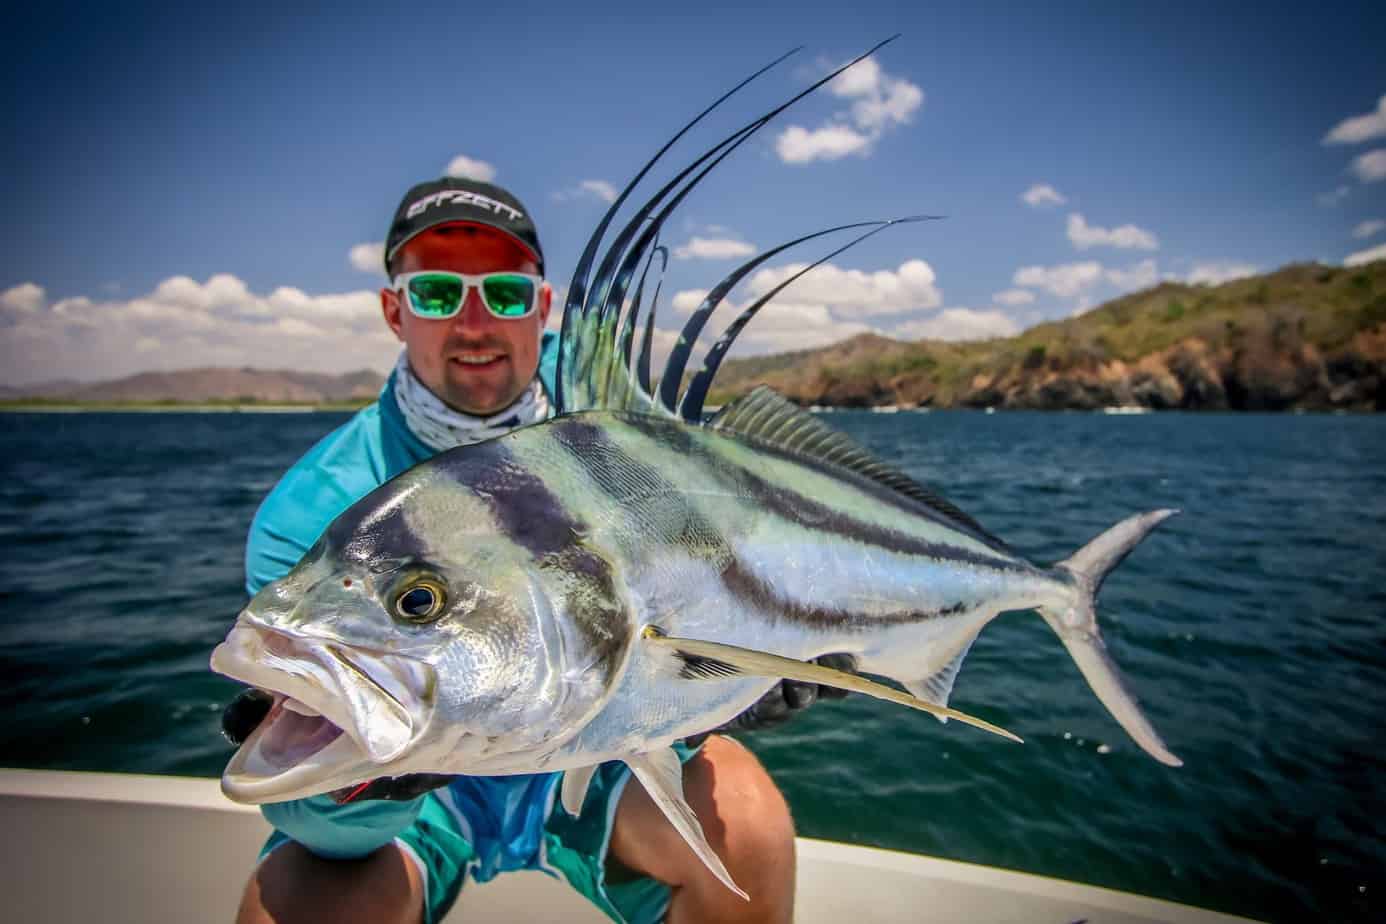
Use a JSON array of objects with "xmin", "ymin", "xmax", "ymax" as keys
[{"xmin": 392, "ymin": 271, "xmax": 542, "ymax": 320}]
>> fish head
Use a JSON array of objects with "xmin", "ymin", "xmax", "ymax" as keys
[{"xmin": 212, "ymin": 447, "xmax": 632, "ymax": 804}]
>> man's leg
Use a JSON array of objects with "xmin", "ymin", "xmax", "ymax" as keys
[
  {"xmin": 608, "ymin": 735, "xmax": 796, "ymax": 924},
  {"xmin": 235, "ymin": 841, "xmax": 424, "ymax": 924}
]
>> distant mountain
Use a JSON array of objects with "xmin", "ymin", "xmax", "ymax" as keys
[
  {"xmin": 706, "ymin": 260, "xmax": 1386, "ymax": 411},
  {"xmin": 8, "ymin": 368, "xmax": 386, "ymax": 404}
]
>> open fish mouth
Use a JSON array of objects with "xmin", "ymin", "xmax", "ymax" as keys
[{"xmin": 210, "ymin": 619, "xmax": 436, "ymax": 804}]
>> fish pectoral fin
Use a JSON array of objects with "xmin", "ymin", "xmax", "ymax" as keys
[
  {"xmin": 643, "ymin": 629, "xmax": 1022, "ymax": 744},
  {"xmin": 623, "ymin": 749, "xmax": 748, "ymax": 902},
  {"xmin": 560, "ymin": 765, "xmax": 599, "ymax": 817}
]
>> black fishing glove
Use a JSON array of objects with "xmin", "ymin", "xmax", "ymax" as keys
[
  {"xmin": 220, "ymin": 687, "xmax": 453, "ymax": 804},
  {"xmin": 684, "ymin": 653, "xmax": 856, "ymax": 747}
]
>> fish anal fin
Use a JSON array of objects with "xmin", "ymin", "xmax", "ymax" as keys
[
  {"xmin": 624, "ymin": 749, "xmax": 748, "ymax": 901},
  {"xmin": 709, "ymin": 387, "xmax": 1008, "ymax": 549},
  {"xmin": 901, "ymin": 636, "xmax": 978, "ymax": 722},
  {"xmin": 560, "ymin": 765, "xmax": 599, "ymax": 817}
]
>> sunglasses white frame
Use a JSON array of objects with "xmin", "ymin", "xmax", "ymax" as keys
[{"xmin": 391, "ymin": 270, "xmax": 543, "ymax": 320}]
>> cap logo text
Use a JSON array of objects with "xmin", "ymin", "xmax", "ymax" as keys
[{"xmin": 406, "ymin": 190, "xmax": 523, "ymax": 222}]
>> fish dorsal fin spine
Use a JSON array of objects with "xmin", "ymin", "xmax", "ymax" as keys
[
  {"xmin": 553, "ymin": 40, "xmax": 905, "ymax": 419},
  {"xmin": 709, "ymin": 386, "xmax": 1007, "ymax": 547}
]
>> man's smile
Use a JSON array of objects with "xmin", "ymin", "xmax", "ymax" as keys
[{"xmin": 451, "ymin": 352, "xmax": 507, "ymax": 368}]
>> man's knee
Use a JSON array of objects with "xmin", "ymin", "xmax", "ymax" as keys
[
  {"xmin": 236, "ymin": 841, "xmax": 425, "ymax": 924},
  {"xmin": 685, "ymin": 736, "xmax": 795, "ymax": 875}
]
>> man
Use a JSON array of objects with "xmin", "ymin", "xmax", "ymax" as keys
[{"xmin": 229, "ymin": 177, "xmax": 820, "ymax": 924}]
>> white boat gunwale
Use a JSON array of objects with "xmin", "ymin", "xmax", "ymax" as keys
[{"xmin": 0, "ymin": 768, "xmax": 1259, "ymax": 923}]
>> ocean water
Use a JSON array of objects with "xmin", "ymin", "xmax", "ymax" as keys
[{"xmin": 0, "ymin": 409, "xmax": 1382, "ymax": 922}]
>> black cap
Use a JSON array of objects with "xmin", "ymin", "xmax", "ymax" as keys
[{"xmin": 384, "ymin": 177, "xmax": 544, "ymax": 276}]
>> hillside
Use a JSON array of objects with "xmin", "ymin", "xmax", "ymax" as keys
[
  {"xmin": 6, "ymin": 368, "xmax": 385, "ymax": 406},
  {"xmin": 707, "ymin": 260, "xmax": 1386, "ymax": 411}
]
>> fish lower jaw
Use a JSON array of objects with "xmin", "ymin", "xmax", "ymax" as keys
[
  {"xmin": 210, "ymin": 627, "xmax": 439, "ymax": 802},
  {"xmin": 221, "ymin": 696, "xmax": 372, "ymax": 804}
]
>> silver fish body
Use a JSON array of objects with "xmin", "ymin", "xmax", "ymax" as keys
[{"xmin": 213, "ymin": 400, "xmax": 1178, "ymax": 805}]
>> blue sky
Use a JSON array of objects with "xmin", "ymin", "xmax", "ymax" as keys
[{"xmin": 2, "ymin": 0, "xmax": 1384, "ymax": 384}]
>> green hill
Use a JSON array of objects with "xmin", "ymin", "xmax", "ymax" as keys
[{"xmin": 706, "ymin": 260, "xmax": 1386, "ymax": 411}]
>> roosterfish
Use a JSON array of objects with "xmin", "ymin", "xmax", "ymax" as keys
[{"xmin": 211, "ymin": 39, "xmax": 1182, "ymax": 900}]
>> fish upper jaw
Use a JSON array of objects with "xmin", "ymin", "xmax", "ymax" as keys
[{"xmin": 210, "ymin": 617, "xmax": 437, "ymax": 804}]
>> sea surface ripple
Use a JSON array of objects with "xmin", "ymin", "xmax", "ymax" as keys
[{"xmin": 1, "ymin": 409, "xmax": 1382, "ymax": 922}]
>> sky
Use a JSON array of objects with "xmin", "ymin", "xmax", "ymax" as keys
[{"xmin": 2, "ymin": 0, "xmax": 1385, "ymax": 385}]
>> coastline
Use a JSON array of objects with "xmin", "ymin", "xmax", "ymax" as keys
[
  {"xmin": 0, "ymin": 403, "xmax": 363, "ymax": 414},
  {"xmin": 2, "ymin": 402, "xmax": 1375, "ymax": 415}
]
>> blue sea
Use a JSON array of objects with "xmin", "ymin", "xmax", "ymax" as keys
[{"xmin": 1, "ymin": 409, "xmax": 1382, "ymax": 922}]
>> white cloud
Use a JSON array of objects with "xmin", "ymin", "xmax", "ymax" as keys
[
  {"xmin": 775, "ymin": 57, "xmax": 923, "ymax": 165},
  {"xmin": 661, "ymin": 256, "xmax": 942, "ymax": 356},
  {"xmin": 893, "ymin": 308, "xmax": 1019, "ymax": 342},
  {"xmin": 0, "ymin": 274, "xmax": 396, "ymax": 386},
  {"xmin": 1317, "ymin": 185, "xmax": 1352, "ymax": 207},
  {"xmin": 673, "ymin": 237, "xmax": 758, "ymax": 260},
  {"xmin": 1105, "ymin": 259, "xmax": 1159, "ymax": 292},
  {"xmin": 1349, "ymin": 149, "xmax": 1386, "ymax": 183},
  {"xmin": 830, "ymin": 57, "xmax": 924, "ymax": 133},
  {"xmin": 1021, "ymin": 184, "xmax": 1067, "ymax": 208},
  {"xmin": 775, "ymin": 124, "xmax": 874, "ymax": 164},
  {"xmin": 1187, "ymin": 261, "xmax": 1258, "ymax": 285},
  {"xmin": 1066, "ymin": 213, "xmax": 1159, "ymax": 251},
  {"xmin": 1, "ymin": 282, "xmax": 45, "ymax": 317},
  {"xmin": 671, "ymin": 289, "xmax": 709, "ymax": 314},
  {"xmin": 716, "ymin": 300, "xmax": 874, "ymax": 354},
  {"xmin": 349, "ymin": 241, "xmax": 385, "ymax": 275},
  {"xmin": 1324, "ymin": 94, "xmax": 1386, "ymax": 145},
  {"xmin": 579, "ymin": 179, "xmax": 617, "ymax": 203},
  {"xmin": 554, "ymin": 179, "xmax": 619, "ymax": 204},
  {"xmin": 1014, "ymin": 261, "xmax": 1104, "ymax": 297},
  {"xmin": 1353, "ymin": 219, "xmax": 1386, "ymax": 239},
  {"xmin": 1345, "ymin": 241, "xmax": 1386, "ymax": 267},
  {"xmin": 828, "ymin": 56, "xmax": 885, "ymax": 99},
  {"xmin": 743, "ymin": 258, "xmax": 942, "ymax": 316},
  {"xmin": 443, "ymin": 154, "xmax": 497, "ymax": 182},
  {"xmin": 665, "ymin": 288, "xmax": 872, "ymax": 354},
  {"xmin": 993, "ymin": 288, "xmax": 1035, "ymax": 306}
]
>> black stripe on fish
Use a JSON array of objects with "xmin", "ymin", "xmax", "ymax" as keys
[
  {"xmin": 433, "ymin": 434, "xmax": 631, "ymax": 674},
  {"xmin": 326, "ymin": 490, "xmax": 424, "ymax": 568},
  {"xmin": 431, "ymin": 439, "xmax": 587, "ymax": 560},
  {"xmin": 542, "ymin": 542, "xmax": 632, "ymax": 678},
  {"xmin": 719, "ymin": 557, "xmax": 933, "ymax": 630},
  {"xmin": 616, "ymin": 414, "xmax": 1025, "ymax": 573}
]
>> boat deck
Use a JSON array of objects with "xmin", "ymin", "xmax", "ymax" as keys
[{"xmin": 0, "ymin": 769, "xmax": 1255, "ymax": 923}]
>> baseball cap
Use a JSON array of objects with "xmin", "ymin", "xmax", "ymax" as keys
[{"xmin": 384, "ymin": 177, "xmax": 544, "ymax": 276}]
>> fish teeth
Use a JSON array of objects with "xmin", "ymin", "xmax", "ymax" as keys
[{"xmin": 283, "ymin": 698, "xmax": 322, "ymax": 718}]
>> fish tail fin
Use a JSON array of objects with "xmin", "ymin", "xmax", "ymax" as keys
[{"xmin": 1039, "ymin": 509, "xmax": 1183, "ymax": 768}]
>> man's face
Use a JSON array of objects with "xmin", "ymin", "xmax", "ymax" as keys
[{"xmin": 382, "ymin": 224, "xmax": 552, "ymax": 416}]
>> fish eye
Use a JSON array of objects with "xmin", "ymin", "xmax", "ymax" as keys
[{"xmin": 391, "ymin": 578, "xmax": 446, "ymax": 624}]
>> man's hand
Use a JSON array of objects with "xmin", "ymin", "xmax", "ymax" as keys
[
  {"xmin": 220, "ymin": 687, "xmax": 453, "ymax": 804},
  {"xmin": 685, "ymin": 653, "xmax": 857, "ymax": 747}
]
